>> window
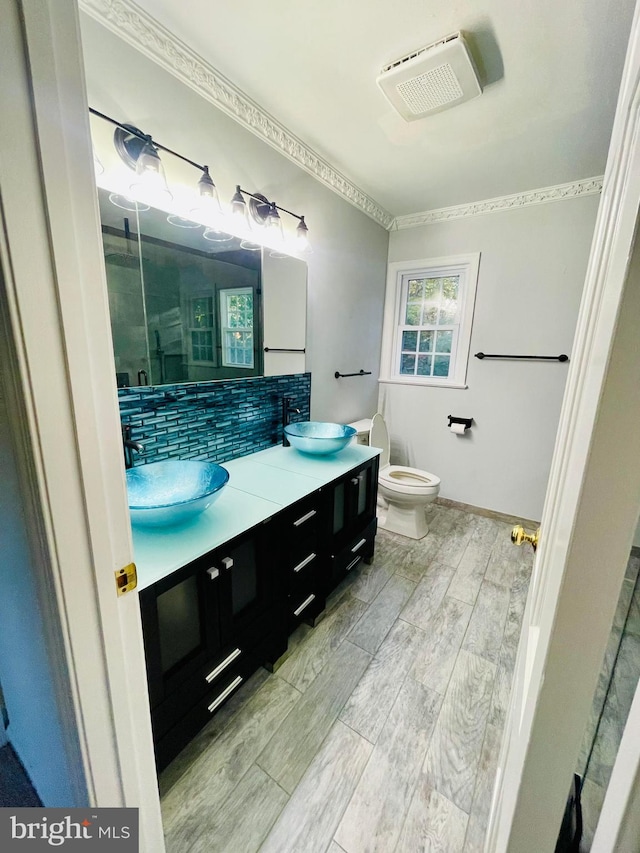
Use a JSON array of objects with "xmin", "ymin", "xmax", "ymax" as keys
[
  {"xmin": 189, "ymin": 295, "xmax": 215, "ymax": 363},
  {"xmin": 219, "ymin": 287, "xmax": 255, "ymax": 368},
  {"xmin": 380, "ymin": 253, "xmax": 480, "ymax": 388}
]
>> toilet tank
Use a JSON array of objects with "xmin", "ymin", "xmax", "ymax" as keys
[{"xmin": 348, "ymin": 419, "xmax": 373, "ymax": 446}]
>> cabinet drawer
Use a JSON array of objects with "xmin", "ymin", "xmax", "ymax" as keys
[
  {"xmin": 289, "ymin": 586, "xmax": 325, "ymax": 630},
  {"xmin": 330, "ymin": 518, "xmax": 377, "ymax": 589},
  {"xmin": 288, "ymin": 546, "xmax": 319, "ymax": 588},
  {"xmin": 154, "ymin": 632, "xmax": 285, "ymax": 771},
  {"xmin": 282, "ymin": 494, "xmax": 322, "ymax": 542},
  {"xmin": 152, "ymin": 608, "xmax": 278, "ymax": 739},
  {"xmin": 152, "ymin": 642, "xmax": 247, "ymax": 739}
]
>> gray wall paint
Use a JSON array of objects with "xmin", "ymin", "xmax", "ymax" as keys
[
  {"xmin": 79, "ymin": 14, "xmax": 389, "ymax": 424},
  {"xmin": 0, "ymin": 364, "xmax": 76, "ymax": 806},
  {"xmin": 385, "ymin": 196, "xmax": 600, "ymax": 520}
]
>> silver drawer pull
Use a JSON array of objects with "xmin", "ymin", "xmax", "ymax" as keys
[
  {"xmin": 205, "ymin": 648, "xmax": 242, "ymax": 683},
  {"xmin": 207, "ymin": 567, "xmax": 220, "ymax": 581},
  {"xmin": 293, "ymin": 509, "xmax": 317, "ymax": 527},
  {"xmin": 221, "ymin": 557, "xmax": 234, "ymax": 571},
  {"xmin": 293, "ymin": 552, "xmax": 316, "ymax": 573},
  {"xmin": 351, "ymin": 538, "xmax": 367, "ymax": 553},
  {"xmin": 351, "ymin": 477, "xmax": 359, "ymax": 486},
  {"xmin": 208, "ymin": 676, "xmax": 243, "ymax": 714},
  {"xmin": 293, "ymin": 593, "xmax": 316, "ymax": 617},
  {"xmin": 346, "ymin": 556, "xmax": 363, "ymax": 572}
]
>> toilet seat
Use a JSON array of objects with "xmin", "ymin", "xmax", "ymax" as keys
[
  {"xmin": 379, "ymin": 464, "xmax": 440, "ymax": 495},
  {"xmin": 370, "ymin": 413, "xmax": 391, "ymax": 467},
  {"xmin": 371, "ymin": 414, "xmax": 439, "ymax": 490}
]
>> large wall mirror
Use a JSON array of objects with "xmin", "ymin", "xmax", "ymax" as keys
[{"xmin": 99, "ymin": 188, "xmax": 307, "ymax": 387}]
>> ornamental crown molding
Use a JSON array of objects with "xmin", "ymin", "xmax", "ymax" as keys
[
  {"xmin": 79, "ymin": 0, "xmax": 394, "ymax": 229},
  {"xmin": 391, "ymin": 177, "xmax": 604, "ymax": 230}
]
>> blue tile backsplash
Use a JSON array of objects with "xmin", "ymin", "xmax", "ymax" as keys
[{"xmin": 119, "ymin": 373, "xmax": 311, "ymax": 466}]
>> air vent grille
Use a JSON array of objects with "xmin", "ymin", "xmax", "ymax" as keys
[
  {"xmin": 396, "ymin": 63, "xmax": 463, "ymax": 114},
  {"xmin": 376, "ymin": 31, "xmax": 482, "ymax": 121}
]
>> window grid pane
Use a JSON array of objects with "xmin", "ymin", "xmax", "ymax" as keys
[
  {"xmin": 220, "ymin": 288, "xmax": 254, "ymax": 368},
  {"xmin": 397, "ymin": 273, "xmax": 460, "ymax": 379}
]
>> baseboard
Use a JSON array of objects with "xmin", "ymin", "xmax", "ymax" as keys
[{"xmin": 435, "ymin": 497, "xmax": 540, "ymax": 529}]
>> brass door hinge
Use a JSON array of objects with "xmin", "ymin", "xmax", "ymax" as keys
[{"xmin": 115, "ymin": 563, "xmax": 137, "ymax": 596}]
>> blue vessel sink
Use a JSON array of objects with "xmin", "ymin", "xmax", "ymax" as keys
[
  {"xmin": 284, "ymin": 421, "xmax": 356, "ymax": 455},
  {"xmin": 126, "ymin": 460, "xmax": 229, "ymax": 527}
]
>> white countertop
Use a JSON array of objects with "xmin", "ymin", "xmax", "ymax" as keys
[{"xmin": 132, "ymin": 443, "xmax": 380, "ymax": 590}]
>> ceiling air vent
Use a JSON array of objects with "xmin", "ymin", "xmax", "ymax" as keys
[{"xmin": 377, "ymin": 32, "xmax": 482, "ymax": 121}]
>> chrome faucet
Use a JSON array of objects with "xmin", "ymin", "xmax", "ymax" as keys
[
  {"xmin": 122, "ymin": 423, "xmax": 144, "ymax": 469},
  {"xmin": 282, "ymin": 397, "xmax": 301, "ymax": 447}
]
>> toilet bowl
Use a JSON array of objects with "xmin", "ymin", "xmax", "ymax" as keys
[{"xmin": 351, "ymin": 414, "xmax": 440, "ymax": 539}]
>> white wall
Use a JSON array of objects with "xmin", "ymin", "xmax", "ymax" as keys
[
  {"xmin": 0, "ymin": 361, "xmax": 77, "ymax": 806},
  {"xmin": 385, "ymin": 196, "xmax": 600, "ymax": 520},
  {"xmin": 79, "ymin": 14, "xmax": 389, "ymax": 424}
]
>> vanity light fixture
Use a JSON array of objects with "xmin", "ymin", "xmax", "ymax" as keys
[
  {"xmin": 266, "ymin": 203, "xmax": 284, "ymax": 236},
  {"xmin": 129, "ymin": 137, "xmax": 173, "ymax": 205},
  {"xmin": 296, "ymin": 216, "xmax": 310, "ymax": 251},
  {"xmin": 190, "ymin": 166, "xmax": 223, "ymax": 222},
  {"xmin": 90, "ymin": 107, "xmax": 310, "ymax": 254},
  {"xmin": 230, "ymin": 185, "xmax": 249, "ymax": 224},
  {"xmin": 234, "ymin": 186, "xmax": 312, "ymax": 253}
]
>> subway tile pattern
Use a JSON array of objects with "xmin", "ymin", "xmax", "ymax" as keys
[{"xmin": 118, "ymin": 374, "xmax": 311, "ymax": 466}]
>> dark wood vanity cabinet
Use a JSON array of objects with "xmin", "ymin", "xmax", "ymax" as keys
[
  {"xmin": 280, "ymin": 492, "xmax": 327, "ymax": 630},
  {"xmin": 139, "ymin": 519, "xmax": 287, "ymax": 770},
  {"xmin": 139, "ymin": 454, "xmax": 379, "ymax": 771},
  {"xmin": 326, "ymin": 456, "xmax": 379, "ymax": 590}
]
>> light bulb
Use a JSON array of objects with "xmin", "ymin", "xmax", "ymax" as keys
[
  {"xmin": 265, "ymin": 203, "xmax": 285, "ymax": 254},
  {"xmin": 230, "ymin": 185, "xmax": 249, "ymax": 226},
  {"xmin": 190, "ymin": 166, "xmax": 223, "ymax": 226},
  {"xmin": 129, "ymin": 139, "xmax": 173, "ymax": 206},
  {"xmin": 296, "ymin": 216, "xmax": 310, "ymax": 252}
]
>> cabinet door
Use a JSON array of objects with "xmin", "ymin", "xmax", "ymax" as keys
[
  {"xmin": 349, "ymin": 457, "xmax": 378, "ymax": 529},
  {"xmin": 330, "ymin": 457, "xmax": 379, "ymax": 548},
  {"xmin": 140, "ymin": 559, "xmax": 222, "ymax": 708},
  {"xmin": 214, "ymin": 524, "xmax": 278, "ymax": 645}
]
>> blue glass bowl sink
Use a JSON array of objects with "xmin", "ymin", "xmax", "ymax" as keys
[
  {"xmin": 126, "ymin": 460, "xmax": 229, "ymax": 527},
  {"xmin": 284, "ymin": 421, "xmax": 356, "ymax": 455}
]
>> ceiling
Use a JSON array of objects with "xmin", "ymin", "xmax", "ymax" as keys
[{"xmin": 117, "ymin": 0, "xmax": 635, "ymax": 218}]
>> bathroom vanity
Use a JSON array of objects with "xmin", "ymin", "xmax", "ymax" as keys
[{"xmin": 134, "ymin": 444, "xmax": 379, "ymax": 769}]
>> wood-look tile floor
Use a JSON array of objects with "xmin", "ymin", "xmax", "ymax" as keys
[{"xmin": 160, "ymin": 505, "xmax": 533, "ymax": 853}]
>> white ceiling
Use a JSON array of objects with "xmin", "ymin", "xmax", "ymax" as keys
[{"xmin": 128, "ymin": 0, "xmax": 635, "ymax": 217}]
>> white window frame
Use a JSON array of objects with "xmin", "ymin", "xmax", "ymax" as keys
[
  {"xmin": 379, "ymin": 253, "xmax": 480, "ymax": 389},
  {"xmin": 219, "ymin": 286, "xmax": 255, "ymax": 369}
]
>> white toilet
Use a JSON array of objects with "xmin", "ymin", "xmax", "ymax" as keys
[{"xmin": 350, "ymin": 414, "xmax": 440, "ymax": 540}]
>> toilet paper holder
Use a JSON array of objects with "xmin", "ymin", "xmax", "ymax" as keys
[{"xmin": 448, "ymin": 416, "xmax": 473, "ymax": 431}]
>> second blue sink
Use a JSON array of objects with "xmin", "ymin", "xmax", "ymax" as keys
[{"xmin": 284, "ymin": 421, "xmax": 356, "ymax": 455}]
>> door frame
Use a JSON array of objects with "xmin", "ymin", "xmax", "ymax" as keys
[
  {"xmin": 487, "ymin": 1, "xmax": 640, "ymax": 849},
  {"xmin": 1, "ymin": 1, "xmax": 164, "ymax": 849}
]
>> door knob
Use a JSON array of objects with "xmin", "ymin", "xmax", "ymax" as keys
[{"xmin": 511, "ymin": 525, "xmax": 540, "ymax": 551}]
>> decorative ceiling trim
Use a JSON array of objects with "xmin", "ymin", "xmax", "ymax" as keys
[
  {"xmin": 79, "ymin": 0, "xmax": 394, "ymax": 229},
  {"xmin": 391, "ymin": 177, "xmax": 604, "ymax": 230}
]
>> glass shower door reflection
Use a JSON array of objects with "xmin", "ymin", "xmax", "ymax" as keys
[{"xmin": 577, "ymin": 549, "xmax": 640, "ymax": 849}]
